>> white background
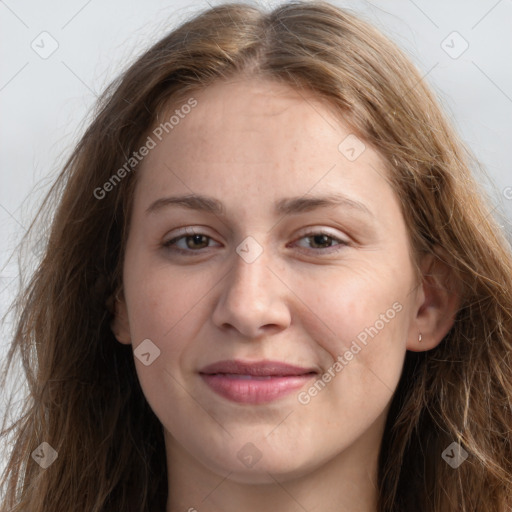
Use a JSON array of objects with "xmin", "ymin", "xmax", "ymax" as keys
[{"xmin": 1, "ymin": 0, "xmax": 511, "ymax": 466}]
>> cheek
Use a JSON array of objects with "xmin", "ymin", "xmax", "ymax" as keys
[
  {"xmin": 125, "ymin": 271, "xmax": 200, "ymax": 427},
  {"xmin": 296, "ymin": 263, "xmax": 408, "ymax": 354},
  {"xmin": 122, "ymin": 260, "xmax": 204, "ymax": 404},
  {"xmin": 290, "ymin": 262, "xmax": 410, "ymax": 411},
  {"xmin": 123, "ymin": 249, "xmax": 204, "ymax": 343}
]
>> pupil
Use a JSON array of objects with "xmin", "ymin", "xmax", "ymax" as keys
[
  {"xmin": 313, "ymin": 235, "xmax": 329, "ymax": 248},
  {"xmin": 190, "ymin": 234, "xmax": 206, "ymax": 248}
]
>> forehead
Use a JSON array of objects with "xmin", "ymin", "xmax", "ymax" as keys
[
  {"xmin": 132, "ymin": 77, "xmax": 397, "ymax": 223},
  {"xmin": 172, "ymin": 78, "xmax": 346, "ymax": 158}
]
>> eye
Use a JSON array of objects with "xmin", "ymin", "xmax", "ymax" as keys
[
  {"xmin": 162, "ymin": 228, "xmax": 220, "ymax": 255},
  {"xmin": 291, "ymin": 230, "xmax": 349, "ymax": 254},
  {"xmin": 162, "ymin": 228, "xmax": 349, "ymax": 256}
]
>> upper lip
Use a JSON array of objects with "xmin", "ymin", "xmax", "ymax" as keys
[{"xmin": 199, "ymin": 359, "xmax": 319, "ymax": 377}]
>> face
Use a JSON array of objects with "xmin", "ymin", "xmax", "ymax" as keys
[{"xmin": 114, "ymin": 77, "xmax": 425, "ymax": 485}]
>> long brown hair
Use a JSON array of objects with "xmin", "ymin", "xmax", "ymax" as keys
[{"xmin": 1, "ymin": 1, "xmax": 511, "ymax": 510}]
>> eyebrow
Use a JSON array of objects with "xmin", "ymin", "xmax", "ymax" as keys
[{"xmin": 145, "ymin": 193, "xmax": 373, "ymax": 218}]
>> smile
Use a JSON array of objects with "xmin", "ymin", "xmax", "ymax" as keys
[{"xmin": 199, "ymin": 359, "xmax": 318, "ymax": 404}]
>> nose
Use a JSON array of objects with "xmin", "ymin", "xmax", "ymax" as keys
[{"xmin": 211, "ymin": 242, "xmax": 292, "ymax": 339}]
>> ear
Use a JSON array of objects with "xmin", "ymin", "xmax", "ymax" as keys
[
  {"xmin": 406, "ymin": 248, "xmax": 460, "ymax": 352},
  {"xmin": 110, "ymin": 289, "xmax": 132, "ymax": 345}
]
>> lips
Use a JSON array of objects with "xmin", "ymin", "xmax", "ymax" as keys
[
  {"xmin": 199, "ymin": 359, "xmax": 318, "ymax": 376},
  {"xmin": 199, "ymin": 359, "xmax": 318, "ymax": 404}
]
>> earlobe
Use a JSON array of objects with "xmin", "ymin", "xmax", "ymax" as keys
[
  {"xmin": 110, "ymin": 290, "xmax": 132, "ymax": 345},
  {"xmin": 407, "ymin": 249, "xmax": 460, "ymax": 352}
]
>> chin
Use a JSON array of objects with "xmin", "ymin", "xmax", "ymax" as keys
[{"xmin": 199, "ymin": 445, "xmax": 322, "ymax": 484}]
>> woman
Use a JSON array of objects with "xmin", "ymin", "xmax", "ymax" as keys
[{"xmin": 1, "ymin": 1, "xmax": 511, "ymax": 511}]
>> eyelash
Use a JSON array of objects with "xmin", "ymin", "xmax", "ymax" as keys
[{"xmin": 162, "ymin": 228, "xmax": 349, "ymax": 256}]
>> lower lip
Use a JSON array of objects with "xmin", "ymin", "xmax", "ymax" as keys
[{"xmin": 200, "ymin": 373, "xmax": 316, "ymax": 404}]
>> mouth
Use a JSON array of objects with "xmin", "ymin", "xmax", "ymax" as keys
[{"xmin": 199, "ymin": 359, "xmax": 318, "ymax": 404}]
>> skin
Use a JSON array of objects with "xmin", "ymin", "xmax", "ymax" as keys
[{"xmin": 112, "ymin": 77, "xmax": 458, "ymax": 512}]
